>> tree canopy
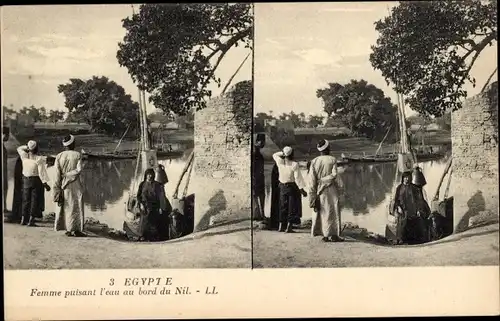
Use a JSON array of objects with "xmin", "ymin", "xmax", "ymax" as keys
[
  {"xmin": 57, "ymin": 76, "xmax": 139, "ymax": 136},
  {"xmin": 116, "ymin": 3, "xmax": 253, "ymax": 115},
  {"xmin": 316, "ymin": 80, "xmax": 398, "ymax": 140},
  {"xmin": 370, "ymin": 0, "xmax": 497, "ymax": 117}
]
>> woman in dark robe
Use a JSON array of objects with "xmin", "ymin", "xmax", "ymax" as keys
[
  {"xmin": 136, "ymin": 168, "xmax": 170, "ymax": 241},
  {"xmin": 392, "ymin": 171, "xmax": 430, "ymax": 244}
]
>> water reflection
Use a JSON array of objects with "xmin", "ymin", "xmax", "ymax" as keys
[
  {"xmin": 262, "ymin": 157, "xmax": 451, "ymax": 235},
  {"xmin": 4, "ymin": 155, "xmax": 192, "ymax": 231}
]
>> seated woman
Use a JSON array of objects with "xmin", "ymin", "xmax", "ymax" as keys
[
  {"xmin": 136, "ymin": 168, "xmax": 170, "ymax": 241},
  {"xmin": 392, "ymin": 171, "xmax": 431, "ymax": 245}
]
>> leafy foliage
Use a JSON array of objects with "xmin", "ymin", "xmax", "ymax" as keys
[
  {"xmin": 370, "ymin": 0, "xmax": 497, "ymax": 117},
  {"xmin": 316, "ymin": 80, "xmax": 398, "ymax": 140},
  {"xmin": 117, "ymin": 3, "xmax": 253, "ymax": 115},
  {"xmin": 57, "ymin": 76, "xmax": 139, "ymax": 136},
  {"xmin": 254, "ymin": 111, "xmax": 325, "ymax": 130}
]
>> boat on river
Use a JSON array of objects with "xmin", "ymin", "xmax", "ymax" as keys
[
  {"xmin": 81, "ymin": 149, "xmax": 184, "ymax": 160},
  {"xmin": 341, "ymin": 150, "xmax": 445, "ymax": 164}
]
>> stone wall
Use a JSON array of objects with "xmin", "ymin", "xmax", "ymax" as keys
[
  {"xmin": 451, "ymin": 82, "xmax": 498, "ymax": 232},
  {"xmin": 192, "ymin": 82, "xmax": 252, "ymax": 232}
]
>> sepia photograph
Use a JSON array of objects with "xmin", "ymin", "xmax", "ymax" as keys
[
  {"xmin": 2, "ymin": 3, "xmax": 253, "ymax": 269},
  {"xmin": 252, "ymin": 1, "xmax": 498, "ymax": 268}
]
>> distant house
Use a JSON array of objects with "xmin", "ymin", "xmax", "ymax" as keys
[
  {"xmin": 409, "ymin": 124, "xmax": 423, "ymax": 132},
  {"xmin": 276, "ymin": 119, "xmax": 294, "ymax": 130},
  {"xmin": 150, "ymin": 121, "xmax": 181, "ymax": 130},
  {"xmin": 425, "ymin": 123, "xmax": 441, "ymax": 132}
]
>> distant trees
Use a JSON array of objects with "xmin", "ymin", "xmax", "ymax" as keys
[
  {"xmin": 2, "ymin": 105, "xmax": 65, "ymax": 123},
  {"xmin": 316, "ymin": 79, "xmax": 398, "ymax": 140},
  {"xmin": 57, "ymin": 76, "xmax": 139, "ymax": 136},
  {"xmin": 370, "ymin": 0, "xmax": 497, "ymax": 117},
  {"xmin": 253, "ymin": 111, "xmax": 326, "ymax": 131}
]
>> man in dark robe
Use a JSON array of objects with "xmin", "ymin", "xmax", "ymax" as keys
[
  {"xmin": 252, "ymin": 135, "xmax": 266, "ymax": 221},
  {"xmin": 3, "ymin": 127, "xmax": 9, "ymax": 213}
]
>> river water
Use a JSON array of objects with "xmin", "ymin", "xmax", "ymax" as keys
[
  {"xmin": 262, "ymin": 157, "xmax": 452, "ymax": 236},
  {"xmin": 5, "ymin": 155, "xmax": 451, "ymax": 235},
  {"xmin": 4, "ymin": 155, "xmax": 191, "ymax": 230}
]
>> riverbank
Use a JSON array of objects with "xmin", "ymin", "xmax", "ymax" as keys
[
  {"xmin": 3, "ymin": 216, "xmax": 251, "ymax": 269},
  {"xmin": 4, "ymin": 130, "xmax": 194, "ymax": 158},
  {"xmin": 261, "ymin": 133, "xmax": 451, "ymax": 162},
  {"xmin": 252, "ymin": 221, "xmax": 499, "ymax": 268}
]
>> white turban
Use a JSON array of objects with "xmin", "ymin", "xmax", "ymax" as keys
[
  {"xmin": 317, "ymin": 140, "xmax": 329, "ymax": 152},
  {"xmin": 282, "ymin": 146, "xmax": 293, "ymax": 157},
  {"xmin": 27, "ymin": 140, "xmax": 37, "ymax": 151},
  {"xmin": 63, "ymin": 135, "xmax": 75, "ymax": 147}
]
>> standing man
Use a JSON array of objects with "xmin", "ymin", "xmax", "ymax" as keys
[
  {"xmin": 17, "ymin": 140, "xmax": 51, "ymax": 226},
  {"xmin": 53, "ymin": 135, "xmax": 85, "ymax": 237},
  {"xmin": 252, "ymin": 134, "xmax": 266, "ymax": 221},
  {"xmin": 272, "ymin": 146, "xmax": 307, "ymax": 233},
  {"xmin": 308, "ymin": 139, "xmax": 344, "ymax": 242},
  {"xmin": 3, "ymin": 127, "xmax": 10, "ymax": 213}
]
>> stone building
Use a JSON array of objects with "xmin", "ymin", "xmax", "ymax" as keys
[
  {"xmin": 451, "ymin": 82, "xmax": 498, "ymax": 232},
  {"xmin": 191, "ymin": 82, "xmax": 252, "ymax": 232}
]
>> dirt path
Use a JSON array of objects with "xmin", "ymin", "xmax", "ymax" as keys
[
  {"xmin": 252, "ymin": 223, "xmax": 499, "ymax": 268},
  {"xmin": 3, "ymin": 219, "xmax": 251, "ymax": 269}
]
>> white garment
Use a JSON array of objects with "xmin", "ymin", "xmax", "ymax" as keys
[
  {"xmin": 272, "ymin": 151, "xmax": 306, "ymax": 190},
  {"xmin": 17, "ymin": 145, "xmax": 49, "ymax": 184}
]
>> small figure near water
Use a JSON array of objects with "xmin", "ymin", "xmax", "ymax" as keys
[
  {"xmin": 272, "ymin": 146, "xmax": 307, "ymax": 233},
  {"xmin": 391, "ymin": 169, "xmax": 431, "ymax": 245},
  {"xmin": 17, "ymin": 140, "xmax": 51, "ymax": 226},
  {"xmin": 308, "ymin": 139, "xmax": 344, "ymax": 243},
  {"xmin": 53, "ymin": 135, "xmax": 85, "ymax": 237},
  {"xmin": 136, "ymin": 168, "xmax": 171, "ymax": 241}
]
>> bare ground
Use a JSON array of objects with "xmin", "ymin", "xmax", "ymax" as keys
[
  {"xmin": 252, "ymin": 222, "xmax": 499, "ymax": 268},
  {"xmin": 3, "ymin": 219, "xmax": 251, "ymax": 269}
]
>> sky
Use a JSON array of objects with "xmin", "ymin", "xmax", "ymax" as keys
[
  {"xmin": 254, "ymin": 2, "xmax": 498, "ymax": 118},
  {"xmin": 1, "ymin": 4, "xmax": 252, "ymax": 115}
]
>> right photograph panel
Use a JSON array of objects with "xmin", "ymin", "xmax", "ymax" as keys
[{"xmin": 252, "ymin": 2, "xmax": 499, "ymax": 268}]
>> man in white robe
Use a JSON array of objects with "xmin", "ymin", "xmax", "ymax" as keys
[
  {"xmin": 308, "ymin": 139, "xmax": 344, "ymax": 242},
  {"xmin": 53, "ymin": 135, "xmax": 85, "ymax": 237}
]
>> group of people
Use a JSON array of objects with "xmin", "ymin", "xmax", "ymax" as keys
[
  {"xmin": 3, "ymin": 132, "xmax": 86, "ymax": 237},
  {"xmin": 253, "ymin": 137, "xmax": 345, "ymax": 242},
  {"xmin": 253, "ymin": 135, "xmax": 434, "ymax": 245}
]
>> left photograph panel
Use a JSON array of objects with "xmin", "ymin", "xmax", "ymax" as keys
[{"xmin": 1, "ymin": 4, "xmax": 254, "ymax": 269}]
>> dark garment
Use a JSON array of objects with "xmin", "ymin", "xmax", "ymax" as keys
[
  {"xmin": 279, "ymin": 182, "xmax": 301, "ymax": 224},
  {"xmin": 393, "ymin": 183, "xmax": 430, "ymax": 244},
  {"xmin": 252, "ymin": 148, "xmax": 265, "ymax": 191},
  {"xmin": 270, "ymin": 164, "xmax": 302, "ymax": 227},
  {"xmin": 270, "ymin": 164, "xmax": 280, "ymax": 229},
  {"xmin": 137, "ymin": 180, "xmax": 169, "ymax": 241},
  {"xmin": 21, "ymin": 176, "xmax": 44, "ymax": 223},
  {"xmin": 10, "ymin": 157, "xmax": 24, "ymax": 223}
]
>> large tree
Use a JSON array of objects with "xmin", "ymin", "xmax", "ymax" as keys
[
  {"xmin": 57, "ymin": 76, "xmax": 139, "ymax": 136},
  {"xmin": 370, "ymin": 0, "xmax": 497, "ymax": 117},
  {"xmin": 316, "ymin": 80, "xmax": 397, "ymax": 140},
  {"xmin": 116, "ymin": 3, "xmax": 253, "ymax": 115}
]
